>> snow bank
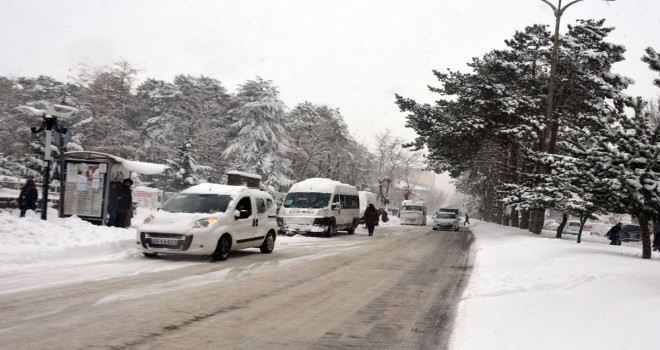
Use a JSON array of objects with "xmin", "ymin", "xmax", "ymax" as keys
[
  {"xmin": 0, "ymin": 208, "xmax": 136, "ymax": 268},
  {"xmin": 451, "ymin": 221, "xmax": 660, "ymax": 350}
]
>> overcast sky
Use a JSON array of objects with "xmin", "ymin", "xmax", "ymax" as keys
[{"xmin": 1, "ymin": 0, "xmax": 659, "ymax": 148}]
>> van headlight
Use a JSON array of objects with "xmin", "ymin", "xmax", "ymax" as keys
[
  {"xmin": 193, "ymin": 217, "xmax": 218, "ymax": 228},
  {"xmin": 318, "ymin": 209, "xmax": 329, "ymax": 216}
]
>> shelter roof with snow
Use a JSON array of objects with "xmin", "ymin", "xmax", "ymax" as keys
[{"xmin": 64, "ymin": 151, "xmax": 168, "ymax": 175}]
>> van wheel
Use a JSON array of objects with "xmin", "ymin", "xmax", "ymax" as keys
[
  {"xmin": 347, "ymin": 219, "xmax": 357, "ymax": 235},
  {"xmin": 260, "ymin": 232, "xmax": 275, "ymax": 254},
  {"xmin": 212, "ymin": 235, "xmax": 231, "ymax": 261},
  {"xmin": 326, "ymin": 221, "xmax": 336, "ymax": 238}
]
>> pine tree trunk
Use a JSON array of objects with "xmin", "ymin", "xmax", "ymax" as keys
[
  {"xmin": 637, "ymin": 211, "xmax": 652, "ymax": 259},
  {"xmin": 511, "ymin": 209, "xmax": 519, "ymax": 228},
  {"xmin": 530, "ymin": 209, "xmax": 544, "ymax": 234},
  {"xmin": 482, "ymin": 189, "xmax": 493, "ymax": 222},
  {"xmin": 497, "ymin": 201, "xmax": 504, "ymax": 225},
  {"xmin": 576, "ymin": 215, "xmax": 588, "ymax": 244},
  {"xmin": 556, "ymin": 212, "xmax": 568, "ymax": 239},
  {"xmin": 520, "ymin": 210, "xmax": 530, "ymax": 230}
]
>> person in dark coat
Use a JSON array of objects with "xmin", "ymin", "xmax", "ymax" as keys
[
  {"xmin": 364, "ymin": 204, "xmax": 380, "ymax": 236},
  {"xmin": 106, "ymin": 181, "xmax": 120, "ymax": 227},
  {"xmin": 114, "ymin": 178, "xmax": 133, "ymax": 228},
  {"xmin": 380, "ymin": 208, "xmax": 389, "ymax": 223},
  {"xmin": 606, "ymin": 222, "xmax": 623, "ymax": 246},
  {"xmin": 464, "ymin": 213, "xmax": 470, "ymax": 226},
  {"xmin": 653, "ymin": 230, "xmax": 660, "ymax": 252},
  {"xmin": 18, "ymin": 178, "xmax": 39, "ymax": 218}
]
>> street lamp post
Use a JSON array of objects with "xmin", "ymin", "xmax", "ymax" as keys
[
  {"xmin": 533, "ymin": 0, "xmax": 615, "ymax": 234},
  {"xmin": 16, "ymin": 104, "xmax": 78, "ymax": 220},
  {"xmin": 539, "ymin": 0, "xmax": 616, "ymax": 156}
]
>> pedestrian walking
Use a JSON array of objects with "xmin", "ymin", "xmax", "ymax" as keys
[
  {"xmin": 464, "ymin": 213, "xmax": 470, "ymax": 226},
  {"xmin": 364, "ymin": 204, "xmax": 380, "ymax": 236},
  {"xmin": 115, "ymin": 178, "xmax": 133, "ymax": 228},
  {"xmin": 17, "ymin": 178, "xmax": 38, "ymax": 218},
  {"xmin": 606, "ymin": 222, "xmax": 623, "ymax": 246}
]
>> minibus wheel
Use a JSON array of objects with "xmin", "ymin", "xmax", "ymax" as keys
[{"xmin": 326, "ymin": 221, "xmax": 336, "ymax": 238}]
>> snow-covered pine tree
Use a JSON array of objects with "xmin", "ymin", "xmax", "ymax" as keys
[
  {"xmin": 72, "ymin": 60, "xmax": 142, "ymax": 159},
  {"xmin": 397, "ymin": 24, "xmax": 552, "ymax": 228},
  {"xmin": 165, "ymin": 132, "xmax": 210, "ymax": 192},
  {"xmin": 223, "ymin": 77, "xmax": 292, "ymax": 193}
]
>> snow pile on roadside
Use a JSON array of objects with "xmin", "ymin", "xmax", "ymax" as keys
[
  {"xmin": 451, "ymin": 221, "xmax": 660, "ymax": 350},
  {"xmin": 0, "ymin": 209, "xmax": 137, "ymax": 268}
]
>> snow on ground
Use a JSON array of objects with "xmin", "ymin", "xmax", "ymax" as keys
[
  {"xmin": 2, "ymin": 208, "xmax": 657, "ymax": 349},
  {"xmin": 451, "ymin": 220, "xmax": 660, "ymax": 350}
]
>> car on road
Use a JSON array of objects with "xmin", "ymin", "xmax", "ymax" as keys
[
  {"xmin": 620, "ymin": 224, "xmax": 642, "ymax": 242},
  {"xmin": 136, "ymin": 183, "xmax": 278, "ymax": 261},
  {"xmin": 433, "ymin": 212, "xmax": 459, "ymax": 231}
]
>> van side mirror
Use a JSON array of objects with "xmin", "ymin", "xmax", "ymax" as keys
[
  {"xmin": 235, "ymin": 209, "xmax": 249, "ymax": 219},
  {"xmin": 332, "ymin": 202, "xmax": 340, "ymax": 210}
]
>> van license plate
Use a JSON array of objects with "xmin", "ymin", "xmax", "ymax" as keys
[{"xmin": 151, "ymin": 238, "xmax": 178, "ymax": 245}]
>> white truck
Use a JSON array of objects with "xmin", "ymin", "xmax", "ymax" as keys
[
  {"xmin": 278, "ymin": 178, "xmax": 360, "ymax": 237},
  {"xmin": 399, "ymin": 200, "xmax": 427, "ymax": 225},
  {"xmin": 358, "ymin": 190, "xmax": 378, "ymax": 223}
]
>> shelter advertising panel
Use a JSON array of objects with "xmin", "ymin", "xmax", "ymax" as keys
[{"xmin": 63, "ymin": 161, "xmax": 106, "ymax": 218}]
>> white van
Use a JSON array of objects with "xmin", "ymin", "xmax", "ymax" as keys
[
  {"xmin": 358, "ymin": 190, "xmax": 378, "ymax": 223},
  {"xmin": 400, "ymin": 200, "xmax": 427, "ymax": 225},
  {"xmin": 136, "ymin": 183, "xmax": 278, "ymax": 261},
  {"xmin": 278, "ymin": 178, "xmax": 360, "ymax": 237}
]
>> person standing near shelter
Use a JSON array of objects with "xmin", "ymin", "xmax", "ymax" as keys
[
  {"xmin": 106, "ymin": 181, "xmax": 120, "ymax": 226},
  {"xmin": 115, "ymin": 178, "xmax": 133, "ymax": 228},
  {"xmin": 464, "ymin": 213, "xmax": 470, "ymax": 226},
  {"xmin": 364, "ymin": 204, "xmax": 380, "ymax": 236},
  {"xmin": 606, "ymin": 222, "xmax": 623, "ymax": 246},
  {"xmin": 17, "ymin": 178, "xmax": 38, "ymax": 218}
]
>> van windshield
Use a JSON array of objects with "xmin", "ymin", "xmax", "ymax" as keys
[
  {"xmin": 162, "ymin": 194, "xmax": 232, "ymax": 213},
  {"xmin": 401, "ymin": 205, "xmax": 423, "ymax": 211},
  {"xmin": 283, "ymin": 192, "xmax": 331, "ymax": 208}
]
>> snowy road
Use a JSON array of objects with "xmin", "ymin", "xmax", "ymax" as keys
[{"xmin": 0, "ymin": 223, "xmax": 474, "ymax": 350}]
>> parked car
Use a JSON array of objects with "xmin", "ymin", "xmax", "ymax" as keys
[
  {"xmin": 563, "ymin": 220, "xmax": 582, "ymax": 235},
  {"xmin": 432, "ymin": 212, "xmax": 459, "ymax": 231},
  {"xmin": 136, "ymin": 183, "xmax": 278, "ymax": 261},
  {"xmin": 590, "ymin": 223, "xmax": 611, "ymax": 236},
  {"xmin": 543, "ymin": 219, "xmax": 560, "ymax": 231},
  {"xmin": 620, "ymin": 224, "xmax": 642, "ymax": 242}
]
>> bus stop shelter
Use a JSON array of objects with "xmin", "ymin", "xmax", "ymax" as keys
[{"xmin": 62, "ymin": 151, "xmax": 168, "ymax": 225}]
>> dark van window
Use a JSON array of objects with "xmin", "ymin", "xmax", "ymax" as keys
[
  {"xmin": 256, "ymin": 198, "xmax": 267, "ymax": 214},
  {"xmin": 235, "ymin": 197, "xmax": 252, "ymax": 217}
]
